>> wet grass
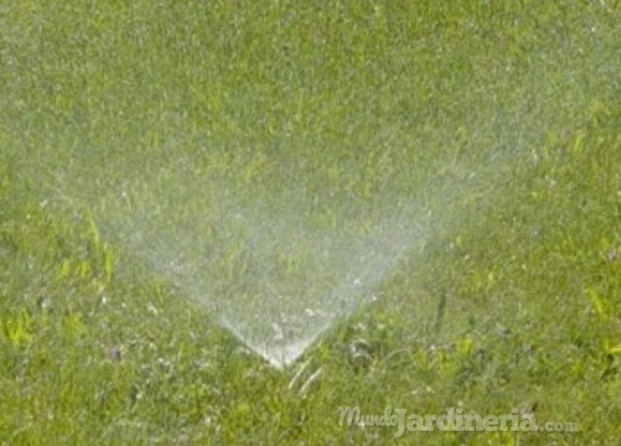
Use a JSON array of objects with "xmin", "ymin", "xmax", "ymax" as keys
[{"xmin": 1, "ymin": 1, "xmax": 621, "ymax": 444}]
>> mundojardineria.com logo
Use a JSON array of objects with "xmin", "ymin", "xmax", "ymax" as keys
[{"xmin": 337, "ymin": 405, "xmax": 580, "ymax": 437}]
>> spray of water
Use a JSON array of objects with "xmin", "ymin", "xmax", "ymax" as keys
[{"xmin": 40, "ymin": 141, "xmax": 518, "ymax": 369}]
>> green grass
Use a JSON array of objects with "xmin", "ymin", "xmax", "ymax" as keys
[{"xmin": 2, "ymin": 0, "xmax": 621, "ymax": 444}]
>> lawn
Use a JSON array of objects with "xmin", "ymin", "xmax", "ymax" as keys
[{"xmin": 1, "ymin": 1, "xmax": 620, "ymax": 444}]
